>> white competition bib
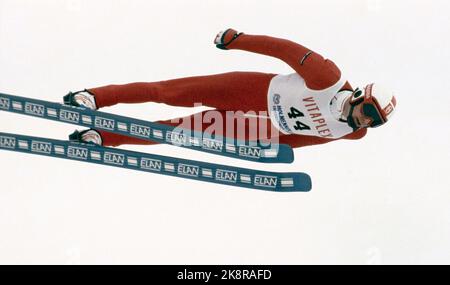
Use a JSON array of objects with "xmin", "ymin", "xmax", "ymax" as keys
[{"xmin": 267, "ymin": 73, "xmax": 354, "ymax": 138}]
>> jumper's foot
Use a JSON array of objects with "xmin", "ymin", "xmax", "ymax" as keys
[
  {"xmin": 63, "ymin": 90, "xmax": 97, "ymax": 110},
  {"xmin": 69, "ymin": 129, "xmax": 103, "ymax": 145}
]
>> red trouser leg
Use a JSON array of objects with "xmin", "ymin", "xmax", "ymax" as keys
[
  {"xmin": 89, "ymin": 71, "xmax": 275, "ymax": 111},
  {"xmin": 88, "ymin": 72, "xmax": 278, "ymax": 146}
]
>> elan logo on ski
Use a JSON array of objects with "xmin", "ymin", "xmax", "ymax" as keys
[
  {"xmin": 177, "ymin": 164, "xmax": 199, "ymax": 177},
  {"xmin": 31, "ymin": 141, "xmax": 52, "ymax": 154},
  {"xmin": 140, "ymin": 158, "xmax": 162, "ymax": 171},
  {"xmin": 166, "ymin": 131, "xmax": 188, "ymax": 145},
  {"xmin": 94, "ymin": 117, "xmax": 115, "ymax": 130},
  {"xmin": 239, "ymin": 146, "xmax": 261, "ymax": 158},
  {"xmin": 0, "ymin": 97, "xmax": 10, "ymax": 110},
  {"xmin": 130, "ymin": 124, "xmax": 151, "ymax": 138},
  {"xmin": 254, "ymin": 175, "xmax": 278, "ymax": 188},
  {"xmin": 202, "ymin": 138, "xmax": 223, "ymax": 152},
  {"xmin": 215, "ymin": 169, "xmax": 237, "ymax": 183},
  {"xmin": 0, "ymin": 136, "xmax": 16, "ymax": 149},
  {"xmin": 60, "ymin": 110, "xmax": 80, "ymax": 123},
  {"xmin": 67, "ymin": 146, "xmax": 88, "ymax": 160},
  {"xmin": 103, "ymin": 152, "xmax": 125, "ymax": 165},
  {"xmin": 25, "ymin": 103, "xmax": 45, "ymax": 117}
]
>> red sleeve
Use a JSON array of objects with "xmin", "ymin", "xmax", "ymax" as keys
[
  {"xmin": 226, "ymin": 33, "xmax": 342, "ymax": 90},
  {"xmin": 279, "ymin": 129, "xmax": 367, "ymax": 148}
]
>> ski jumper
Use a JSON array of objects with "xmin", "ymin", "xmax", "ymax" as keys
[{"xmin": 87, "ymin": 33, "xmax": 367, "ymax": 147}]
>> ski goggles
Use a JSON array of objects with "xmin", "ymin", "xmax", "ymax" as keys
[{"xmin": 349, "ymin": 88, "xmax": 386, "ymax": 128}]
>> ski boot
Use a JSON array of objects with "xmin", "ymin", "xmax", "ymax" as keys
[
  {"xmin": 63, "ymin": 90, "xmax": 97, "ymax": 110},
  {"xmin": 69, "ymin": 129, "xmax": 103, "ymax": 145}
]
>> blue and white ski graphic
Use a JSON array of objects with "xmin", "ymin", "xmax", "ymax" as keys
[
  {"xmin": 0, "ymin": 132, "xmax": 311, "ymax": 192},
  {"xmin": 0, "ymin": 93, "xmax": 294, "ymax": 163}
]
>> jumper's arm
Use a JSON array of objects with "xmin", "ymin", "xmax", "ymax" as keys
[{"xmin": 216, "ymin": 29, "xmax": 342, "ymax": 90}]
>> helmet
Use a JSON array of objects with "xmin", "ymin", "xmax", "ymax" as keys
[{"xmin": 347, "ymin": 83, "xmax": 397, "ymax": 130}]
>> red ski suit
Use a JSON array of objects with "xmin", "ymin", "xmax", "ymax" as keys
[{"xmin": 88, "ymin": 33, "xmax": 367, "ymax": 148}]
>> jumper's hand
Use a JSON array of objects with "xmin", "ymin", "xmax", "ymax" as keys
[{"xmin": 214, "ymin": 28, "xmax": 243, "ymax": 50}]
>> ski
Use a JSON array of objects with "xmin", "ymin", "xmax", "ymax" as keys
[
  {"xmin": 0, "ymin": 132, "xmax": 311, "ymax": 192},
  {"xmin": 0, "ymin": 93, "xmax": 294, "ymax": 163}
]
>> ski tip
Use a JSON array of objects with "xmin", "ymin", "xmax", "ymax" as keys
[
  {"xmin": 260, "ymin": 143, "xmax": 294, "ymax": 164},
  {"xmin": 278, "ymin": 143, "xmax": 295, "ymax": 163},
  {"xmin": 296, "ymin": 173, "xmax": 312, "ymax": 192},
  {"xmin": 278, "ymin": 172, "xmax": 312, "ymax": 192},
  {"xmin": 255, "ymin": 143, "xmax": 294, "ymax": 164}
]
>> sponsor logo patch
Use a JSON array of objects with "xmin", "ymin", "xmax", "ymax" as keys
[
  {"xmin": 60, "ymin": 109, "xmax": 80, "ymax": 123},
  {"xmin": 384, "ymin": 103, "xmax": 394, "ymax": 116},
  {"xmin": 31, "ymin": 141, "xmax": 52, "ymax": 154},
  {"xmin": 130, "ymin": 124, "xmax": 151, "ymax": 138},
  {"xmin": 202, "ymin": 138, "xmax": 223, "ymax": 152},
  {"xmin": 254, "ymin": 175, "xmax": 278, "ymax": 188},
  {"xmin": 215, "ymin": 169, "xmax": 237, "ymax": 183},
  {"xmin": 104, "ymin": 152, "xmax": 125, "ymax": 165},
  {"xmin": 177, "ymin": 163, "xmax": 199, "ymax": 177},
  {"xmin": 166, "ymin": 131, "xmax": 188, "ymax": 145},
  {"xmin": 273, "ymin": 93, "xmax": 281, "ymax": 105},
  {"xmin": 238, "ymin": 146, "xmax": 261, "ymax": 158},
  {"xmin": 94, "ymin": 117, "xmax": 115, "ymax": 130},
  {"xmin": 0, "ymin": 136, "xmax": 16, "ymax": 149},
  {"xmin": 140, "ymin": 158, "xmax": 162, "ymax": 171},
  {"xmin": 67, "ymin": 146, "xmax": 89, "ymax": 160},
  {"xmin": 25, "ymin": 103, "xmax": 45, "ymax": 116}
]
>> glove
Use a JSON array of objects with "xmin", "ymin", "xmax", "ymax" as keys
[{"xmin": 214, "ymin": 28, "xmax": 243, "ymax": 50}]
